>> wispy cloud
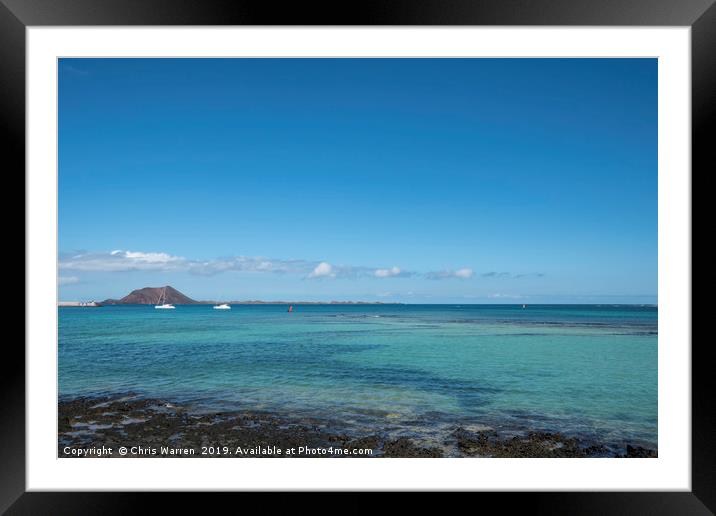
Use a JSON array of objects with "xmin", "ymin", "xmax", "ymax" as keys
[
  {"xmin": 58, "ymin": 276, "xmax": 79, "ymax": 286},
  {"xmin": 374, "ymin": 266, "xmax": 413, "ymax": 278},
  {"xmin": 188, "ymin": 256, "xmax": 313, "ymax": 276},
  {"xmin": 308, "ymin": 263, "xmax": 416, "ymax": 280},
  {"xmin": 483, "ymin": 271, "xmax": 545, "ymax": 279},
  {"xmin": 60, "ymin": 250, "xmax": 425, "ymax": 281},
  {"xmin": 59, "ymin": 249, "xmax": 541, "ymax": 283},
  {"xmin": 60, "ymin": 250, "xmax": 187, "ymax": 273},
  {"xmin": 482, "ymin": 271, "xmax": 510, "ymax": 278},
  {"xmin": 60, "ymin": 250, "xmax": 314, "ymax": 276},
  {"xmin": 488, "ymin": 293, "xmax": 526, "ymax": 299},
  {"xmin": 425, "ymin": 267, "xmax": 474, "ymax": 280}
]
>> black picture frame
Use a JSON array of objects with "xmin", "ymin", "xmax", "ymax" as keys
[{"xmin": 4, "ymin": 0, "xmax": 708, "ymax": 511}]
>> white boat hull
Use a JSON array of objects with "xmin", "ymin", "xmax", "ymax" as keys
[
  {"xmin": 213, "ymin": 304, "xmax": 231, "ymax": 310},
  {"xmin": 155, "ymin": 304, "xmax": 175, "ymax": 309}
]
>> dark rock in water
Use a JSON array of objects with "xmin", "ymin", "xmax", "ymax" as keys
[
  {"xmin": 383, "ymin": 437, "xmax": 442, "ymax": 458},
  {"xmin": 582, "ymin": 444, "xmax": 610, "ymax": 457},
  {"xmin": 453, "ymin": 427, "xmax": 608, "ymax": 458},
  {"xmin": 454, "ymin": 427, "xmax": 492, "ymax": 454},
  {"xmin": 58, "ymin": 416, "xmax": 72, "ymax": 433},
  {"xmin": 625, "ymin": 444, "xmax": 658, "ymax": 458},
  {"xmin": 345, "ymin": 435, "xmax": 381, "ymax": 455}
]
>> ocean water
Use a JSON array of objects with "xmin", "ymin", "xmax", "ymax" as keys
[{"xmin": 58, "ymin": 304, "xmax": 657, "ymax": 452}]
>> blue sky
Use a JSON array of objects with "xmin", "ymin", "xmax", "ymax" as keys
[{"xmin": 58, "ymin": 58, "xmax": 657, "ymax": 303}]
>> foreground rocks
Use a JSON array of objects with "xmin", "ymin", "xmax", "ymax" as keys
[
  {"xmin": 453, "ymin": 427, "xmax": 611, "ymax": 458},
  {"xmin": 58, "ymin": 395, "xmax": 656, "ymax": 458}
]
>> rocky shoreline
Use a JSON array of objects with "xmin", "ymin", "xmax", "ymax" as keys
[{"xmin": 58, "ymin": 395, "xmax": 657, "ymax": 458}]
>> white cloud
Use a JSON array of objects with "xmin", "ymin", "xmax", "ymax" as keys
[
  {"xmin": 58, "ymin": 276, "xmax": 79, "ymax": 285},
  {"xmin": 308, "ymin": 262, "xmax": 335, "ymax": 279},
  {"xmin": 374, "ymin": 266, "xmax": 402, "ymax": 278},
  {"xmin": 454, "ymin": 268, "xmax": 474, "ymax": 279}
]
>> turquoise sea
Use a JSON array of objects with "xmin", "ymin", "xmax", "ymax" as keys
[{"xmin": 59, "ymin": 304, "xmax": 657, "ymax": 452}]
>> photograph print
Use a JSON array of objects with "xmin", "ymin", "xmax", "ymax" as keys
[{"xmin": 58, "ymin": 58, "xmax": 657, "ymax": 459}]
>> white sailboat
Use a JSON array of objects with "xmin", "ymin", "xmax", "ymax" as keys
[
  {"xmin": 154, "ymin": 287, "xmax": 175, "ymax": 309},
  {"xmin": 213, "ymin": 303, "xmax": 231, "ymax": 310}
]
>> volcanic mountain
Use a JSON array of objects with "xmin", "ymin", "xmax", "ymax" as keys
[{"xmin": 100, "ymin": 286, "xmax": 197, "ymax": 305}]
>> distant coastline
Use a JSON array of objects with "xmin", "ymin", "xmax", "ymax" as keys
[
  {"xmin": 57, "ymin": 285, "xmax": 656, "ymax": 307},
  {"xmin": 92, "ymin": 300, "xmax": 403, "ymax": 306},
  {"xmin": 59, "ymin": 285, "xmax": 403, "ymax": 307}
]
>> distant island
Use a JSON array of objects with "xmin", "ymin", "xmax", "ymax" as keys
[
  {"xmin": 63, "ymin": 286, "xmax": 401, "ymax": 306},
  {"xmin": 100, "ymin": 286, "xmax": 196, "ymax": 305}
]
